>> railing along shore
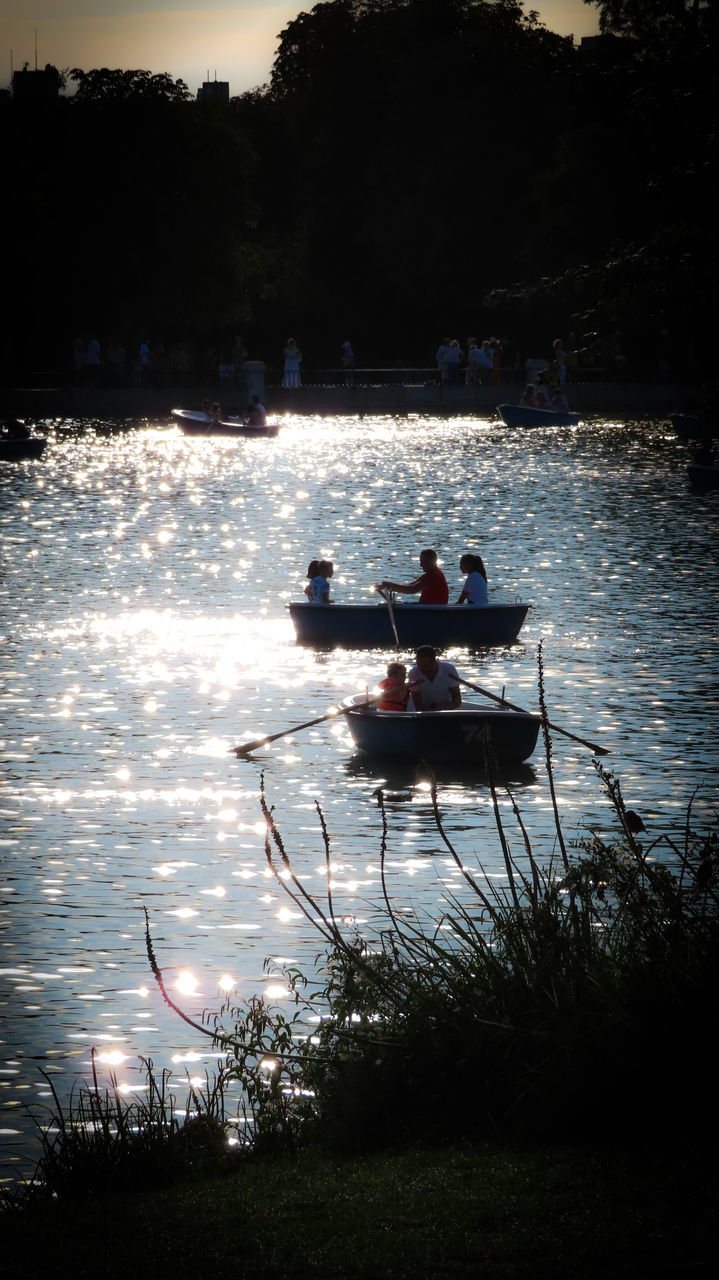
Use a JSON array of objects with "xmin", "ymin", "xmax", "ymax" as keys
[{"xmin": 2, "ymin": 367, "xmax": 697, "ymax": 421}]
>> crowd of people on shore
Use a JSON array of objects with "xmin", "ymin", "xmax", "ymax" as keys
[
  {"xmin": 435, "ymin": 336, "xmax": 520, "ymax": 386},
  {"xmin": 65, "ymin": 326, "xmax": 627, "ymax": 391}
]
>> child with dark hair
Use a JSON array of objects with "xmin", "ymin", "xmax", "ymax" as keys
[{"xmin": 457, "ymin": 553, "xmax": 488, "ymax": 605}]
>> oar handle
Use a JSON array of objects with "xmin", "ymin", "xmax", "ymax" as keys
[
  {"xmin": 457, "ymin": 677, "xmax": 609, "ymax": 756},
  {"xmin": 377, "ymin": 587, "xmax": 401, "ymax": 648}
]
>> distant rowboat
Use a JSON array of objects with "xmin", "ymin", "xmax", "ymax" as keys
[
  {"xmin": 287, "ymin": 600, "xmax": 530, "ymax": 649},
  {"xmin": 496, "ymin": 403, "xmax": 581, "ymax": 428},
  {"xmin": 341, "ymin": 694, "xmax": 541, "ymax": 764},
  {"xmin": 688, "ymin": 463, "xmax": 719, "ymax": 491},
  {"xmin": 171, "ymin": 408, "xmax": 280, "ymax": 438},
  {"xmin": 0, "ymin": 436, "xmax": 46, "ymax": 461},
  {"xmin": 669, "ymin": 413, "xmax": 717, "ymax": 441}
]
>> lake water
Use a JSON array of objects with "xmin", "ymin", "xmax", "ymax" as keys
[{"xmin": 1, "ymin": 413, "xmax": 717, "ymax": 1182}]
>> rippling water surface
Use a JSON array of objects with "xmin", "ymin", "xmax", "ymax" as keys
[{"xmin": 1, "ymin": 414, "xmax": 717, "ymax": 1178}]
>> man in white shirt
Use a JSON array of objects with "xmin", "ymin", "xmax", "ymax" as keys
[{"xmin": 408, "ymin": 645, "xmax": 461, "ymax": 711}]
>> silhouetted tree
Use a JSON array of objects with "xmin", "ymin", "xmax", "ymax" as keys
[{"xmin": 69, "ymin": 68, "xmax": 191, "ymax": 102}]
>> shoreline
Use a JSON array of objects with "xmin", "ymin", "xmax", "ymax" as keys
[{"xmin": 2, "ymin": 379, "xmax": 697, "ymax": 422}]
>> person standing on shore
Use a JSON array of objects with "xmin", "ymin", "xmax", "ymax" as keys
[{"xmin": 282, "ymin": 339, "xmax": 302, "ymax": 387}]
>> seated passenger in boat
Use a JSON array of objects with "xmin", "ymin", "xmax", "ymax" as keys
[
  {"xmin": 549, "ymin": 389, "xmax": 570, "ymax": 413},
  {"xmin": 376, "ymin": 548, "xmax": 449, "ymax": 605},
  {"xmin": 520, "ymin": 384, "xmax": 536, "ymax": 407},
  {"xmin": 377, "ymin": 662, "xmax": 410, "ymax": 712},
  {"xmin": 245, "ymin": 395, "xmax": 267, "ymax": 426},
  {"xmin": 309, "ymin": 559, "xmax": 334, "ymax": 604},
  {"xmin": 457, "ymin": 553, "xmax": 488, "ymax": 605},
  {"xmin": 4, "ymin": 418, "xmax": 31, "ymax": 439},
  {"xmin": 304, "ymin": 558, "xmax": 321, "ymax": 600},
  {"xmin": 408, "ymin": 645, "xmax": 461, "ymax": 710}
]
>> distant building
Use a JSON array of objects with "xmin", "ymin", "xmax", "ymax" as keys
[
  {"xmin": 12, "ymin": 64, "xmax": 60, "ymax": 103},
  {"xmin": 197, "ymin": 78, "xmax": 229, "ymax": 104}
]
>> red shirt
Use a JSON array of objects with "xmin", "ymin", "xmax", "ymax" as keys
[{"xmin": 418, "ymin": 568, "xmax": 449, "ymax": 604}]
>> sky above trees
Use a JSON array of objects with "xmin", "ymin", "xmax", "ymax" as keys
[{"xmin": 1, "ymin": 0, "xmax": 598, "ymax": 95}]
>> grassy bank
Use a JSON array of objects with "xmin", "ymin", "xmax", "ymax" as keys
[
  {"xmin": 4, "ymin": 1140, "xmax": 717, "ymax": 1279},
  {"xmin": 3, "ymin": 656, "xmax": 717, "ymax": 1275}
]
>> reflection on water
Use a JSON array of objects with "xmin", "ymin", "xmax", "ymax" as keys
[{"xmin": 1, "ymin": 415, "xmax": 717, "ymax": 1178}]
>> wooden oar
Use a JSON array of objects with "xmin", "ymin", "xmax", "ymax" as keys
[
  {"xmin": 377, "ymin": 587, "xmax": 401, "ymax": 648},
  {"xmin": 232, "ymin": 696, "xmax": 377, "ymax": 758},
  {"xmin": 457, "ymin": 676, "xmax": 609, "ymax": 755}
]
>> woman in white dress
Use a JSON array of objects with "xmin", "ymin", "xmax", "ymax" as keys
[{"xmin": 282, "ymin": 338, "xmax": 302, "ymax": 387}]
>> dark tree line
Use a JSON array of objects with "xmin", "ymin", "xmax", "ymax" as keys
[{"xmin": 3, "ymin": 0, "xmax": 716, "ymax": 382}]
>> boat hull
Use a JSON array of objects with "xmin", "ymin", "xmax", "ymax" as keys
[
  {"xmin": 670, "ymin": 413, "xmax": 717, "ymax": 441},
  {"xmin": 288, "ymin": 601, "xmax": 530, "ymax": 649},
  {"xmin": 342, "ymin": 697, "xmax": 541, "ymax": 764},
  {"xmin": 496, "ymin": 403, "xmax": 581, "ymax": 428},
  {"xmin": 688, "ymin": 463, "xmax": 719, "ymax": 491},
  {"xmin": 0, "ymin": 437, "xmax": 46, "ymax": 461},
  {"xmin": 171, "ymin": 408, "xmax": 279, "ymax": 438}
]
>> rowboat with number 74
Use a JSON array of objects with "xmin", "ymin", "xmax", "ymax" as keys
[{"xmin": 341, "ymin": 695, "xmax": 541, "ymax": 764}]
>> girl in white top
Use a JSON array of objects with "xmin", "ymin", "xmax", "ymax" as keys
[{"xmin": 457, "ymin": 553, "xmax": 488, "ymax": 606}]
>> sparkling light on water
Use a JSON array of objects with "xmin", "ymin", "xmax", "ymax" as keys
[{"xmin": 0, "ymin": 414, "xmax": 717, "ymax": 1179}]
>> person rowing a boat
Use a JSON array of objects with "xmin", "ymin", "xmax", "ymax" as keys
[
  {"xmin": 376, "ymin": 548, "xmax": 449, "ymax": 605},
  {"xmin": 408, "ymin": 645, "xmax": 461, "ymax": 710},
  {"xmin": 245, "ymin": 395, "xmax": 267, "ymax": 426}
]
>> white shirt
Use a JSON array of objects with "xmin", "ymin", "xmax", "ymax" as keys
[
  {"xmin": 408, "ymin": 660, "xmax": 460, "ymax": 710},
  {"xmin": 462, "ymin": 572, "xmax": 488, "ymax": 605}
]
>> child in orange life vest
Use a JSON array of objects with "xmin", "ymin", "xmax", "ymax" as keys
[{"xmin": 378, "ymin": 661, "xmax": 410, "ymax": 711}]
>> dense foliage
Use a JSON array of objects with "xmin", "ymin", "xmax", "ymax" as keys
[
  {"xmin": 3, "ymin": 0, "xmax": 715, "ymax": 379},
  {"xmin": 205, "ymin": 760, "xmax": 717, "ymax": 1153}
]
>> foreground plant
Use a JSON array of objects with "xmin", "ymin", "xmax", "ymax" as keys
[
  {"xmin": 145, "ymin": 649, "xmax": 718, "ymax": 1154},
  {"xmin": 6, "ymin": 1049, "xmax": 235, "ymax": 1204}
]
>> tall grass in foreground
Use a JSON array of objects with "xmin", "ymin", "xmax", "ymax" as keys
[
  {"xmin": 10, "ymin": 654, "xmax": 718, "ymax": 1202},
  {"xmin": 204, "ymin": 769, "xmax": 718, "ymax": 1153},
  {"xmin": 144, "ymin": 649, "xmax": 719, "ymax": 1154},
  {"xmin": 3, "ymin": 1050, "xmax": 236, "ymax": 1205}
]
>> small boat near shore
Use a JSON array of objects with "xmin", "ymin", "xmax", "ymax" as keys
[
  {"xmin": 171, "ymin": 408, "xmax": 280, "ymax": 438},
  {"xmin": 0, "ymin": 436, "xmax": 46, "ymax": 461},
  {"xmin": 669, "ymin": 413, "xmax": 717, "ymax": 441},
  {"xmin": 341, "ymin": 694, "xmax": 541, "ymax": 764},
  {"xmin": 496, "ymin": 403, "xmax": 581, "ymax": 428},
  {"xmin": 688, "ymin": 463, "xmax": 719, "ymax": 491},
  {"xmin": 287, "ymin": 600, "xmax": 530, "ymax": 649}
]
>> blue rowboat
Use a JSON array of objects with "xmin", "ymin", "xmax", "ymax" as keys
[
  {"xmin": 496, "ymin": 403, "xmax": 581, "ymax": 428},
  {"xmin": 688, "ymin": 463, "xmax": 719, "ymax": 491},
  {"xmin": 171, "ymin": 408, "xmax": 280, "ymax": 438},
  {"xmin": 670, "ymin": 413, "xmax": 717, "ymax": 441},
  {"xmin": 341, "ymin": 695, "xmax": 541, "ymax": 764},
  {"xmin": 287, "ymin": 601, "xmax": 530, "ymax": 649},
  {"xmin": 0, "ymin": 436, "xmax": 46, "ymax": 461}
]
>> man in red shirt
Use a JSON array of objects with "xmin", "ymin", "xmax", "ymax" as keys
[{"xmin": 377, "ymin": 548, "xmax": 449, "ymax": 604}]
